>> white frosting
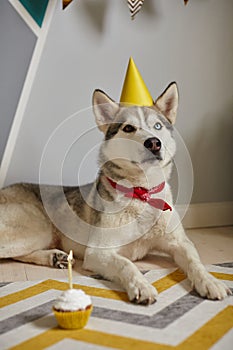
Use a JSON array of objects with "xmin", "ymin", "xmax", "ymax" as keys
[{"xmin": 53, "ymin": 289, "xmax": 92, "ymax": 311}]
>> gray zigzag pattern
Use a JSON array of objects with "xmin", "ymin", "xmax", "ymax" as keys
[
  {"xmin": 0, "ymin": 291, "xmax": 206, "ymax": 334},
  {"xmin": 0, "ymin": 264, "xmax": 232, "ymax": 334},
  {"xmin": 92, "ymin": 291, "xmax": 204, "ymax": 329}
]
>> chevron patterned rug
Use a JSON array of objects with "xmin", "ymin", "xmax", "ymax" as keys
[{"xmin": 0, "ymin": 263, "xmax": 232, "ymax": 350}]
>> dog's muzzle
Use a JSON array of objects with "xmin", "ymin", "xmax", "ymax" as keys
[{"xmin": 144, "ymin": 137, "xmax": 161, "ymax": 156}]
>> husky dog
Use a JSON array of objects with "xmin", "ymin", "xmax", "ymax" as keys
[{"xmin": 0, "ymin": 83, "xmax": 231, "ymax": 304}]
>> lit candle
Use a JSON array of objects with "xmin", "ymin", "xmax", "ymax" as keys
[{"xmin": 68, "ymin": 250, "xmax": 73, "ymax": 289}]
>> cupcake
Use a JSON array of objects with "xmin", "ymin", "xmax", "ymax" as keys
[{"xmin": 53, "ymin": 289, "xmax": 92, "ymax": 329}]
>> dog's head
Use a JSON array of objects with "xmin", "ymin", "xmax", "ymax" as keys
[{"xmin": 93, "ymin": 83, "xmax": 178, "ymax": 174}]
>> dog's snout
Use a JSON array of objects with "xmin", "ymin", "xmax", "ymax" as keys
[{"xmin": 144, "ymin": 137, "xmax": 161, "ymax": 152}]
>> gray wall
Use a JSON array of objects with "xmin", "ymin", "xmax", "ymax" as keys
[
  {"xmin": 0, "ymin": 0, "xmax": 36, "ymax": 163},
  {"xmin": 3, "ymin": 0, "xmax": 233, "ymax": 204}
]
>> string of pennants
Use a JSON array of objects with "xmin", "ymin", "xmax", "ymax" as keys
[
  {"xmin": 11, "ymin": 0, "xmax": 190, "ymax": 36},
  {"xmin": 63, "ymin": 1, "xmax": 189, "ymax": 20}
]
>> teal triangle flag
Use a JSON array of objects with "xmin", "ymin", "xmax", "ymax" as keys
[{"xmin": 19, "ymin": 0, "xmax": 49, "ymax": 27}]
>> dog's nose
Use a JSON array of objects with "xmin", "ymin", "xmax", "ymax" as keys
[{"xmin": 144, "ymin": 137, "xmax": 161, "ymax": 152}]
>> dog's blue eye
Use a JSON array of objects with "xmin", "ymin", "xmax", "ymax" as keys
[{"xmin": 154, "ymin": 122, "xmax": 162, "ymax": 130}]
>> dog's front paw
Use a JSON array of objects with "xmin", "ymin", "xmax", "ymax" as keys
[
  {"xmin": 51, "ymin": 250, "xmax": 75, "ymax": 269},
  {"xmin": 127, "ymin": 279, "xmax": 158, "ymax": 305},
  {"xmin": 193, "ymin": 273, "xmax": 232, "ymax": 300}
]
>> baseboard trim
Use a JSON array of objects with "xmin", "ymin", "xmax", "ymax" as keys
[{"xmin": 177, "ymin": 201, "xmax": 233, "ymax": 229}]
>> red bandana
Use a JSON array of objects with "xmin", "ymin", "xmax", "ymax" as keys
[{"xmin": 106, "ymin": 177, "xmax": 172, "ymax": 212}]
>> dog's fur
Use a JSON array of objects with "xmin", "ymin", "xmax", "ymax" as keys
[{"xmin": 0, "ymin": 83, "xmax": 231, "ymax": 304}]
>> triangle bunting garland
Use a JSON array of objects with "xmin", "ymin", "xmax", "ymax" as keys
[
  {"xmin": 63, "ymin": 0, "xmax": 74, "ymax": 10},
  {"xmin": 62, "ymin": 1, "xmax": 189, "ymax": 16},
  {"xmin": 127, "ymin": 0, "xmax": 145, "ymax": 20},
  {"xmin": 19, "ymin": 0, "xmax": 49, "ymax": 27}
]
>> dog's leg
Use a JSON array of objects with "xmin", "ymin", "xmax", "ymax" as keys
[
  {"xmin": 13, "ymin": 249, "xmax": 72, "ymax": 269},
  {"xmin": 83, "ymin": 248, "xmax": 158, "ymax": 304},
  {"xmin": 157, "ymin": 226, "xmax": 231, "ymax": 300}
]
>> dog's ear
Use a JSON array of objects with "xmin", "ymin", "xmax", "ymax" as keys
[
  {"xmin": 93, "ymin": 90, "xmax": 119, "ymax": 133},
  {"xmin": 154, "ymin": 82, "xmax": 178, "ymax": 124}
]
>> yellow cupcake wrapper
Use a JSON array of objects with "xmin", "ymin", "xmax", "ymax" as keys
[{"xmin": 53, "ymin": 305, "xmax": 93, "ymax": 329}]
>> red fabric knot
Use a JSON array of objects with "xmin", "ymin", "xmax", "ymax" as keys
[
  {"xmin": 139, "ymin": 192, "xmax": 151, "ymax": 202},
  {"xmin": 106, "ymin": 177, "xmax": 172, "ymax": 212}
]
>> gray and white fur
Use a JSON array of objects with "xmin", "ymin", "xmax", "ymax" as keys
[{"xmin": 0, "ymin": 83, "xmax": 231, "ymax": 304}]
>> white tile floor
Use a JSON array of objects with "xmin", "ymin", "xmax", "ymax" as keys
[
  {"xmin": 0, "ymin": 226, "xmax": 232, "ymax": 282},
  {"xmin": 135, "ymin": 226, "xmax": 233, "ymax": 270}
]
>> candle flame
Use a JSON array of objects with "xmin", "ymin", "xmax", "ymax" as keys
[{"xmin": 68, "ymin": 250, "xmax": 73, "ymax": 262}]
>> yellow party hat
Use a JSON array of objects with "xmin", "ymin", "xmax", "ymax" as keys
[{"xmin": 120, "ymin": 57, "xmax": 153, "ymax": 106}]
